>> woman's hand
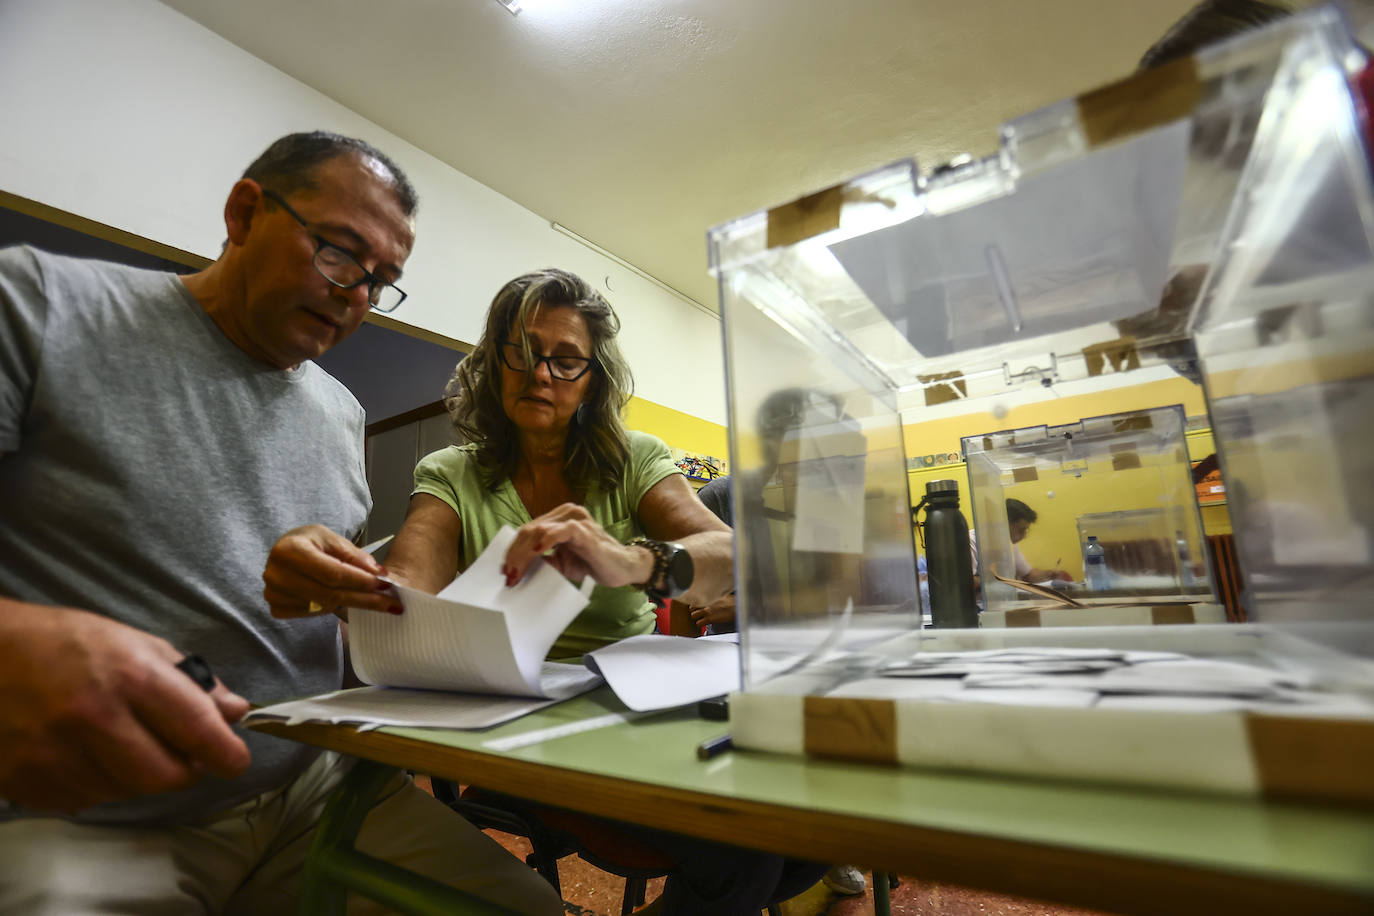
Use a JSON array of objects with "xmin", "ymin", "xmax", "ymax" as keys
[
  {"xmin": 262, "ymin": 525, "xmax": 401, "ymax": 619},
  {"xmin": 503, "ymin": 504, "xmax": 652, "ymax": 589}
]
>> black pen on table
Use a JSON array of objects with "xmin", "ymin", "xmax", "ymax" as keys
[{"xmin": 696, "ymin": 733, "xmax": 733, "ymax": 761}]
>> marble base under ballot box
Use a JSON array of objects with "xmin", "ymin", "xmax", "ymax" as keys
[{"xmin": 729, "ymin": 625, "xmax": 1374, "ymax": 806}]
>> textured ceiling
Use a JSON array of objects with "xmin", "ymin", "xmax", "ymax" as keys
[{"xmin": 157, "ymin": 0, "xmax": 1195, "ymax": 309}]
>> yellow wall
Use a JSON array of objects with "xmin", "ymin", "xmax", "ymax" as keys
[
  {"xmin": 627, "ymin": 377, "xmax": 1209, "ymax": 468},
  {"xmin": 903, "ymin": 376, "xmax": 1208, "ymax": 457},
  {"xmin": 621, "ymin": 379, "xmax": 1234, "ymax": 565},
  {"xmin": 624, "ymin": 396, "xmax": 728, "ymax": 457},
  {"xmin": 906, "ymin": 378, "xmax": 1232, "ymax": 576}
]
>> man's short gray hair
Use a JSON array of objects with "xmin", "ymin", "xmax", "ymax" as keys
[{"xmin": 242, "ymin": 131, "xmax": 418, "ymax": 216}]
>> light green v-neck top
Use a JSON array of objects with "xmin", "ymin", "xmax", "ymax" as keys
[{"xmin": 412, "ymin": 430, "xmax": 683, "ymax": 660}]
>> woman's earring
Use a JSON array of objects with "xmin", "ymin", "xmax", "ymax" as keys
[{"xmin": 575, "ymin": 402, "xmax": 589, "ymax": 426}]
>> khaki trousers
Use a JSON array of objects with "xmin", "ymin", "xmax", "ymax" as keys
[{"xmin": 0, "ymin": 751, "xmax": 562, "ymax": 915}]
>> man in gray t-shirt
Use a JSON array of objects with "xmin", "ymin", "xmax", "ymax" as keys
[
  {"xmin": 0, "ymin": 133, "xmax": 560, "ymax": 914},
  {"xmin": 695, "ymin": 474, "xmax": 733, "ymax": 528}
]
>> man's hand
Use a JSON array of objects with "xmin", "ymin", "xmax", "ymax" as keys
[
  {"xmin": 689, "ymin": 594, "xmax": 736, "ymax": 630},
  {"xmin": 263, "ymin": 524, "xmax": 400, "ymax": 618},
  {"xmin": 0, "ymin": 602, "xmax": 251, "ymax": 813}
]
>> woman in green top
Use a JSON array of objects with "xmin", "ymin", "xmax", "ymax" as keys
[
  {"xmin": 382, "ymin": 268, "xmax": 733, "ymax": 648},
  {"xmin": 385, "ymin": 268, "xmax": 825, "ymax": 915}
]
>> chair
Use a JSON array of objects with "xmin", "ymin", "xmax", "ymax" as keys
[
  {"xmin": 656, "ymin": 598, "xmax": 706, "ymax": 636},
  {"xmin": 432, "ymin": 781, "xmax": 675, "ymax": 916}
]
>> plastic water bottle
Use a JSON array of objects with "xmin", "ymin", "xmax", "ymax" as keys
[
  {"xmin": 1083, "ymin": 535, "xmax": 1109, "ymax": 591},
  {"xmin": 918, "ymin": 480, "xmax": 977, "ymax": 628},
  {"xmin": 1175, "ymin": 530, "xmax": 1195, "ymax": 588}
]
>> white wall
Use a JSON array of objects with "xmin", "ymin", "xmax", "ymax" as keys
[{"xmin": 0, "ymin": 0, "xmax": 727, "ymax": 425}]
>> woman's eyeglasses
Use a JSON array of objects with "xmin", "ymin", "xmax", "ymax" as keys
[{"xmin": 500, "ymin": 342, "xmax": 595, "ymax": 381}]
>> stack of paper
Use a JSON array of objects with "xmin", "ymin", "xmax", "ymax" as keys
[
  {"xmin": 244, "ymin": 529, "xmax": 747, "ymax": 732},
  {"xmin": 857, "ymin": 646, "xmax": 1373, "ymax": 715},
  {"xmin": 350, "ymin": 526, "xmax": 596, "ymax": 698}
]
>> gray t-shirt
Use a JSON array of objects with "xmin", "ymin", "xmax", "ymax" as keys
[
  {"xmin": 695, "ymin": 475, "xmax": 732, "ymax": 528},
  {"xmin": 0, "ymin": 246, "xmax": 371, "ymax": 825}
]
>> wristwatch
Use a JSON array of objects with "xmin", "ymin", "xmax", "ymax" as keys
[{"xmin": 628, "ymin": 537, "xmax": 694, "ymax": 602}]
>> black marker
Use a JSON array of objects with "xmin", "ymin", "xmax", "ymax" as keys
[
  {"xmin": 696, "ymin": 733, "xmax": 733, "ymax": 761},
  {"xmin": 175, "ymin": 654, "xmax": 216, "ymax": 692}
]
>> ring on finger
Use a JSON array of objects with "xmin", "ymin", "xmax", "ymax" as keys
[{"xmin": 307, "ymin": 600, "xmax": 326, "ymax": 614}]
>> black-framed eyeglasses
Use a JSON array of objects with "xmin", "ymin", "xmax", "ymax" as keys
[
  {"xmin": 261, "ymin": 188, "xmax": 407, "ymax": 313},
  {"xmin": 499, "ymin": 341, "xmax": 595, "ymax": 381}
]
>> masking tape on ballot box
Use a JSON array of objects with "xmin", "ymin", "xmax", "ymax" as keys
[
  {"xmin": 918, "ymin": 371, "xmax": 968, "ymax": 406},
  {"xmin": 766, "ymin": 184, "xmax": 844, "ymax": 249},
  {"xmin": 802, "ymin": 696, "xmax": 898, "ymax": 765},
  {"xmin": 1082, "ymin": 338, "xmax": 1141, "ymax": 377},
  {"xmin": 1111, "ymin": 414, "xmax": 1154, "ymax": 432},
  {"xmin": 1077, "ymin": 56, "xmax": 1202, "ymax": 148},
  {"xmin": 1111, "ymin": 452, "xmax": 1143, "ymax": 471}
]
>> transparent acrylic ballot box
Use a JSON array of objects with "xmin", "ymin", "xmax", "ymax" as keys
[
  {"xmin": 963, "ymin": 404, "xmax": 1216, "ymax": 614},
  {"xmin": 710, "ymin": 7, "xmax": 1374, "ymax": 804}
]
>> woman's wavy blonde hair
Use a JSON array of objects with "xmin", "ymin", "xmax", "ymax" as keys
[{"xmin": 444, "ymin": 269, "xmax": 634, "ymax": 491}]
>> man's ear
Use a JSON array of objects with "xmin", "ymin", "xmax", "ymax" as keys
[{"xmin": 223, "ymin": 179, "xmax": 264, "ymax": 248}]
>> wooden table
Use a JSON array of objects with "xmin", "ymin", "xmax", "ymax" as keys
[{"xmin": 251, "ymin": 687, "xmax": 1374, "ymax": 915}]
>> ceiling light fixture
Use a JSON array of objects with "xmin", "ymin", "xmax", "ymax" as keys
[{"xmin": 494, "ymin": 0, "xmax": 521, "ymax": 14}]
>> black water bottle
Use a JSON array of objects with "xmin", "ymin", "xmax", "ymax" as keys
[{"xmin": 919, "ymin": 479, "xmax": 977, "ymax": 628}]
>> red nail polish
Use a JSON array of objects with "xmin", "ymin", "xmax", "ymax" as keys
[
  {"xmin": 389, "ymin": 604, "xmax": 404, "ymax": 615},
  {"xmin": 375, "ymin": 581, "xmax": 392, "ymax": 592}
]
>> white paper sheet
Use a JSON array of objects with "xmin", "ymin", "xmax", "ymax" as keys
[
  {"xmin": 786, "ymin": 417, "xmax": 868, "ymax": 555},
  {"xmin": 243, "ymin": 664, "xmax": 602, "ymax": 731},
  {"xmin": 349, "ymin": 526, "xmax": 594, "ymax": 697},
  {"xmin": 583, "ymin": 634, "xmax": 741, "ymax": 712},
  {"xmin": 827, "ymin": 676, "xmax": 968, "ymax": 700},
  {"xmin": 940, "ymin": 687, "xmax": 1102, "ymax": 708},
  {"xmin": 963, "ymin": 658, "xmax": 1313, "ymax": 698}
]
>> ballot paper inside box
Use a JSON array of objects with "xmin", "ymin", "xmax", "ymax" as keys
[{"xmin": 708, "ymin": 6, "xmax": 1374, "ymax": 804}]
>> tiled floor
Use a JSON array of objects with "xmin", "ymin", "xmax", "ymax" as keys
[
  {"xmin": 484, "ymin": 829, "xmax": 1114, "ymax": 916},
  {"xmin": 414, "ymin": 778, "xmax": 1114, "ymax": 916}
]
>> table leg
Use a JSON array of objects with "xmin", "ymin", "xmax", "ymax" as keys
[
  {"xmin": 299, "ymin": 759, "xmax": 517, "ymax": 915},
  {"xmin": 873, "ymin": 870, "xmax": 892, "ymax": 916}
]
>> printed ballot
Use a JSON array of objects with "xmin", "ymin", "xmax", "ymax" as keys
[{"xmin": 348, "ymin": 525, "xmax": 598, "ymax": 698}]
